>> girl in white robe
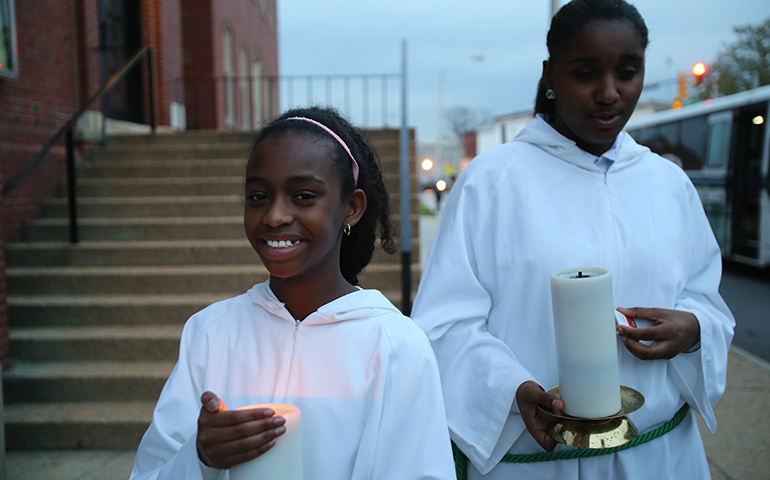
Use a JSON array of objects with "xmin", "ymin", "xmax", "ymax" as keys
[
  {"xmin": 130, "ymin": 107, "xmax": 456, "ymax": 480},
  {"xmin": 412, "ymin": 1, "xmax": 734, "ymax": 479}
]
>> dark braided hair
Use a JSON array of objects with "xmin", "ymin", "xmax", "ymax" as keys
[
  {"xmin": 249, "ymin": 106, "xmax": 397, "ymax": 285},
  {"xmin": 534, "ymin": 0, "xmax": 649, "ymax": 114}
]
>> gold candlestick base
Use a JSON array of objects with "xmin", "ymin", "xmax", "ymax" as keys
[{"xmin": 538, "ymin": 385, "xmax": 645, "ymax": 449}]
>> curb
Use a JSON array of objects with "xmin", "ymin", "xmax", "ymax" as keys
[{"xmin": 730, "ymin": 345, "xmax": 770, "ymax": 375}]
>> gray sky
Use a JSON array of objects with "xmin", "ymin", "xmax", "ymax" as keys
[{"xmin": 278, "ymin": 0, "xmax": 770, "ymax": 143}]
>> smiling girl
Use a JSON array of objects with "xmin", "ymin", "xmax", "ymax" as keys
[
  {"xmin": 131, "ymin": 107, "xmax": 455, "ymax": 480},
  {"xmin": 412, "ymin": 0, "xmax": 734, "ymax": 479}
]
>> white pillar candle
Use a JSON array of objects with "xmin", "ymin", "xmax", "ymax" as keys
[
  {"xmin": 550, "ymin": 268, "xmax": 621, "ymax": 418},
  {"xmin": 229, "ymin": 403, "xmax": 303, "ymax": 480}
]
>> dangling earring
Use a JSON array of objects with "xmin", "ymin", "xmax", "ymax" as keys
[
  {"xmin": 546, "ymin": 89, "xmax": 556, "ymax": 100},
  {"xmin": 343, "ymin": 223, "xmax": 352, "ymax": 236}
]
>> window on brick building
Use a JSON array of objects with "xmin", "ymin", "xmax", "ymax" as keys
[
  {"xmin": 240, "ymin": 45, "xmax": 250, "ymax": 130},
  {"xmin": 0, "ymin": 0, "xmax": 18, "ymax": 80},
  {"xmin": 251, "ymin": 57, "xmax": 262, "ymax": 128},
  {"xmin": 223, "ymin": 26, "xmax": 235, "ymax": 127}
]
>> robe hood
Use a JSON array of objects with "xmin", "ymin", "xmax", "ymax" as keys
[
  {"xmin": 246, "ymin": 280, "xmax": 403, "ymax": 325},
  {"xmin": 514, "ymin": 114, "xmax": 649, "ymax": 173}
]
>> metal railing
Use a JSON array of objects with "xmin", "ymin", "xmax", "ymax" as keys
[
  {"xmin": 180, "ymin": 73, "xmax": 402, "ymax": 131},
  {"xmin": 3, "ymin": 44, "xmax": 157, "ymax": 243}
]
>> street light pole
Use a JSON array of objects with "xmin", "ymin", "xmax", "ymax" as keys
[
  {"xmin": 435, "ymin": 55, "xmax": 484, "ymax": 167},
  {"xmin": 550, "ymin": 0, "xmax": 560, "ymax": 17}
]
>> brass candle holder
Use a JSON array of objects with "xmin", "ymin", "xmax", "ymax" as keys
[{"xmin": 538, "ymin": 385, "xmax": 645, "ymax": 449}]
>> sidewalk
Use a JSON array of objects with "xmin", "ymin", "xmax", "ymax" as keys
[
  {"xmin": 5, "ymin": 345, "xmax": 770, "ymax": 480},
  {"xmin": 697, "ymin": 346, "xmax": 770, "ymax": 480}
]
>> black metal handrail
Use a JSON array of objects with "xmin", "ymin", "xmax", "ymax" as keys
[{"xmin": 3, "ymin": 44, "xmax": 157, "ymax": 243}]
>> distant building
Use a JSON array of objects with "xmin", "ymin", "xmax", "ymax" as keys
[
  {"xmin": 182, "ymin": 0, "xmax": 279, "ymax": 130},
  {"xmin": 475, "ymin": 110, "xmax": 533, "ymax": 154}
]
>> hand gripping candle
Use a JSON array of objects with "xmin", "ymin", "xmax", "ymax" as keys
[
  {"xmin": 229, "ymin": 404, "xmax": 303, "ymax": 480},
  {"xmin": 550, "ymin": 268, "xmax": 621, "ymax": 418}
]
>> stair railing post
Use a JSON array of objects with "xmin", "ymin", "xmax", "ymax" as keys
[{"xmin": 65, "ymin": 128, "xmax": 79, "ymax": 244}]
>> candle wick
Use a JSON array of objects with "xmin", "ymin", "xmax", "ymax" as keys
[{"xmin": 578, "ymin": 271, "xmax": 584, "ymax": 278}]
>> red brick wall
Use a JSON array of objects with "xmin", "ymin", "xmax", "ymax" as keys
[
  {"xmin": 182, "ymin": 0, "xmax": 278, "ymax": 129},
  {"xmin": 142, "ymin": 0, "xmax": 184, "ymax": 126},
  {"xmin": 0, "ymin": 0, "xmax": 79, "ymax": 370},
  {"xmin": 181, "ymin": 0, "xmax": 215, "ymax": 129},
  {"xmin": 0, "ymin": 0, "xmax": 78, "ymax": 242},
  {"xmin": 75, "ymin": 0, "xmax": 101, "ymax": 108}
]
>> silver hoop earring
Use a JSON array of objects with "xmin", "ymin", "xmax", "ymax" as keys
[
  {"xmin": 343, "ymin": 223, "xmax": 352, "ymax": 236},
  {"xmin": 546, "ymin": 89, "xmax": 556, "ymax": 100}
]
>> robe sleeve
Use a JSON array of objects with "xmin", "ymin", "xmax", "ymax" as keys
[
  {"xmin": 370, "ymin": 327, "xmax": 456, "ymax": 480},
  {"xmin": 130, "ymin": 319, "xmax": 224, "ymax": 480},
  {"xmin": 669, "ymin": 180, "xmax": 735, "ymax": 433},
  {"xmin": 411, "ymin": 169, "xmax": 537, "ymax": 474}
]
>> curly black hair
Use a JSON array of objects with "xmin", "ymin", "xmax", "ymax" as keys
[
  {"xmin": 248, "ymin": 106, "xmax": 397, "ymax": 285},
  {"xmin": 534, "ymin": 0, "xmax": 649, "ymax": 114}
]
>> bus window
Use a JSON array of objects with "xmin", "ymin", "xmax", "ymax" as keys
[
  {"xmin": 680, "ymin": 117, "xmax": 708, "ymax": 170},
  {"xmin": 633, "ymin": 126, "xmax": 657, "ymax": 146},
  {"xmin": 729, "ymin": 104, "xmax": 767, "ymax": 259},
  {"xmin": 706, "ymin": 113, "xmax": 733, "ymax": 170}
]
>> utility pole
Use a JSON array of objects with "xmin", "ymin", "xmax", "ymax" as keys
[{"xmin": 399, "ymin": 39, "xmax": 411, "ymax": 315}]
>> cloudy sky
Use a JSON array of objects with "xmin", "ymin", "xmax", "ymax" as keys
[{"xmin": 277, "ymin": 0, "xmax": 770, "ymax": 143}]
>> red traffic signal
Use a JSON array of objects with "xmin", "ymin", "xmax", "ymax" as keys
[{"xmin": 692, "ymin": 62, "xmax": 707, "ymax": 87}]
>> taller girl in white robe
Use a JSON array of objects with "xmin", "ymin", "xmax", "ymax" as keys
[{"xmin": 412, "ymin": 115, "xmax": 734, "ymax": 479}]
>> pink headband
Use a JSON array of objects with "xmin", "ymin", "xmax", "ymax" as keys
[{"xmin": 286, "ymin": 117, "xmax": 359, "ymax": 185}]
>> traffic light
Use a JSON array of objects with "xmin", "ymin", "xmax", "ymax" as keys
[
  {"xmin": 673, "ymin": 72, "xmax": 687, "ymax": 108},
  {"xmin": 692, "ymin": 62, "xmax": 707, "ymax": 87}
]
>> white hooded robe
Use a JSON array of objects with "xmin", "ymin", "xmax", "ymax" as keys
[
  {"xmin": 412, "ymin": 116, "xmax": 735, "ymax": 479},
  {"xmin": 131, "ymin": 282, "xmax": 456, "ymax": 480}
]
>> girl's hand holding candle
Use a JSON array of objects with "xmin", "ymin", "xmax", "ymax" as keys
[
  {"xmin": 196, "ymin": 391, "xmax": 286, "ymax": 469},
  {"xmin": 616, "ymin": 306, "xmax": 701, "ymax": 360},
  {"xmin": 516, "ymin": 381, "xmax": 564, "ymax": 452}
]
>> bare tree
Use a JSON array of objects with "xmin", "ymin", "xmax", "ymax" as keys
[
  {"xmin": 443, "ymin": 106, "xmax": 489, "ymax": 143},
  {"xmin": 700, "ymin": 18, "xmax": 770, "ymax": 98}
]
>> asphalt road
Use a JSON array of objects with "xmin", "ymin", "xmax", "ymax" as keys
[{"xmin": 720, "ymin": 262, "xmax": 770, "ymax": 362}]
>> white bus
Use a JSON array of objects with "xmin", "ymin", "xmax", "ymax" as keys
[{"xmin": 626, "ymin": 85, "xmax": 770, "ymax": 267}]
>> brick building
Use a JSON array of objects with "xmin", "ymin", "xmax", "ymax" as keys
[
  {"xmin": 0, "ymin": 0, "xmax": 278, "ymax": 369},
  {"xmin": 182, "ymin": 0, "xmax": 279, "ymax": 129}
]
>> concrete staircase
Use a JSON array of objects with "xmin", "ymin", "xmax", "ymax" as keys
[{"xmin": 4, "ymin": 129, "xmax": 419, "ymax": 449}]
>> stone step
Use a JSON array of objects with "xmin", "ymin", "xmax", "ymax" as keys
[
  {"xmin": 5, "ymin": 238, "xmax": 417, "ymax": 267},
  {"xmin": 96, "ymin": 141, "xmax": 405, "ymax": 164},
  {"xmin": 6, "ymin": 263, "xmax": 419, "ymax": 295},
  {"xmin": 98, "ymin": 143, "xmax": 251, "ymax": 162},
  {"xmin": 43, "ymin": 195, "xmax": 244, "ymax": 217},
  {"xmin": 105, "ymin": 129, "xmax": 406, "ymax": 148},
  {"xmin": 9, "ymin": 325, "xmax": 182, "ymax": 362},
  {"xmin": 22, "ymin": 215, "xmax": 420, "ymax": 242},
  {"xmin": 3, "ymin": 360, "xmax": 174, "ymax": 403},
  {"xmin": 39, "ymin": 190, "xmax": 420, "ymax": 218},
  {"xmin": 4, "ymin": 401, "xmax": 154, "ymax": 449},
  {"xmin": 107, "ymin": 128, "xmax": 404, "ymax": 146},
  {"xmin": 77, "ymin": 159, "xmax": 247, "ymax": 179},
  {"xmin": 108, "ymin": 130, "xmax": 253, "ymax": 147},
  {"xmin": 7, "ymin": 289, "xmax": 413, "ymax": 327},
  {"xmin": 73, "ymin": 173, "xmax": 417, "ymax": 199},
  {"xmin": 7, "ymin": 293, "xmax": 225, "ymax": 327},
  {"xmin": 76, "ymin": 177, "xmax": 244, "ymax": 197}
]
